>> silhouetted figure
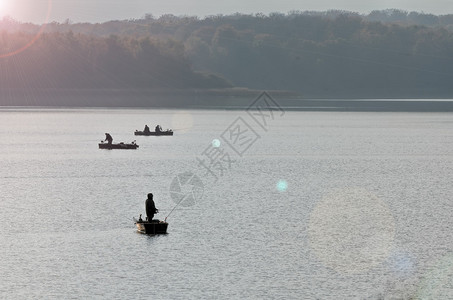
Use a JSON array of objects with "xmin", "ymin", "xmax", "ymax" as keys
[
  {"xmin": 144, "ymin": 125, "xmax": 150, "ymax": 133},
  {"xmin": 104, "ymin": 133, "xmax": 113, "ymax": 144},
  {"xmin": 145, "ymin": 193, "xmax": 158, "ymax": 221},
  {"xmin": 155, "ymin": 125, "xmax": 161, "ymax": 133}
]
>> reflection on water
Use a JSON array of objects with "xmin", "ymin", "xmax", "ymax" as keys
[
  {"xmin": 417, "ymin": 253, "xmax": 453, "ymax": 299},
  {"xmin": 0, "ymin": 108, "xmax": 452, "ymax": 299},
  {"xmin": 171, "ymin": 111, "xmax": 194, "ymax": 134},
  {"xmin": 308, "ymin": 187, "xmax": 396, "ymax": 274}
]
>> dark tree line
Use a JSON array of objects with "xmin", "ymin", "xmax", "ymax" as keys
[
  {"xmin": 179, "ymin": 13, "xmax": 453, "ymax": 96},
  {"xmin": 0, "ymin": 30, "xmax": 232, "ymax": 90},
  {"xmin": 1, "ymin": 11, "xmax": 453, "ymax": 97}
]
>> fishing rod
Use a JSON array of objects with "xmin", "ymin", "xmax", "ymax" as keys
[
  {"xmin": 172, "ymin": 127, "xmax": 193, "ymax": 132},
  {"xmin": 158, "ymin": 208, "xmax": 202, "ymax": 211},
  {"xmin": 164, "ymin": 196, "xmax": 193, "ymax": 221}
]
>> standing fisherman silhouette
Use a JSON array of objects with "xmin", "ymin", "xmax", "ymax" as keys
[
  {"xmin": 104, "ymin": 133, "xmax": 113, "ymax": 144},
  {"xmin": 145, "ymin": 193, "xmax": 158, "ymax": 221}
]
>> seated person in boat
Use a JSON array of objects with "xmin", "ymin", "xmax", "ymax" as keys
[
  {"xmin": 145, "ymin": 193, "xmax": 159, "ymax": 221},
  {"xmin": 144, "ymin": 125, "xmax": 150, "ymax": 133},
  {"xmin": 155, "ymin": 125, "xmax": 162, "ymax": 133},
  {"xmin": 104, "ymin": 133, "xmax": 113, "ymax": 144}
]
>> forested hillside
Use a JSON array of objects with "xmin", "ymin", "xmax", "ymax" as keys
[
  {"xmin": 1, "ymin": 10, "xmax": 453, "ymax": 99},
  {"xmin": 0, "ymin": 31, "xmax": 231, "ymax": 90}
]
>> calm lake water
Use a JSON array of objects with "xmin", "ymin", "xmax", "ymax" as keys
[{"xmin": 0, "ymin": 107, "xmax": 452, "ymax": 299}]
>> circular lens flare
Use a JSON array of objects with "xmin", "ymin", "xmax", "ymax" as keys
[
  {"xmin": 0, "ymin": 0, "xmax": 52, "ymax": 58},
  {"xmin": 171, "ymin": 111, "xmax": 194, "ymax": 134},
  {"xmin": 276, "ymin": 179, "xmax": 288, "ymax": 192},
  {"xmin": 212, "ymin": 139, "xmax": 221, "ymax": 148},
  {"xmin": 308, "ymin": 187, "xmax": 395, "ymax": 273}
]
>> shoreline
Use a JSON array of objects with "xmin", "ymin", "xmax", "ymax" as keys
[{"xmin": 0, "ymin": 88, "xmax": 452, "ymax": 112}]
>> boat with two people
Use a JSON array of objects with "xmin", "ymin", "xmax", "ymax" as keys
[{"xmin": 135, "ymin": 124, "xmax": 173, "ymax": 136}]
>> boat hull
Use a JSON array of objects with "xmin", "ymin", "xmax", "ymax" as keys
[
  {"xmin": 134, "ymin": 218, "xmax": 168, "ymax": 234},
  {"xmin": 99, "ymin": 142, "xmax": 138, "ymax": 149},
  {"xmin": 135, "ymin": 131, "xmax": 173, "ymax": 136}
]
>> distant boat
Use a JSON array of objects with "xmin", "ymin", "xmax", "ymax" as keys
[
  {"xmin": 98, "ymin": 141, "xmax": 139, "ymax": 149},
  {"xmin": 134, "ymin": 130, "xmax": 173, "ymax": 136},
  {"xmin": 134, "ymin": 216, "xmax": 168, "ymax": 234}
]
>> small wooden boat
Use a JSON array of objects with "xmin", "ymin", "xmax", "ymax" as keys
[
  {"xmin": 98, "ymin": 141, "xmax": 139, "ymax": 149},
  {"xmin": 134, "ymin": 130, "xmax": 173, "ymax": 136},
  {"xmin": 134, "ymin": 216, "xmax": 168, "ymax": 234}
]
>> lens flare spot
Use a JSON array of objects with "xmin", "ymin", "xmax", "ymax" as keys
[
  {"xmin": 308, "ymin": 187, "xmax": 395, "ymax": 273},
  {"xmin": 171, "ymin": 111, "xmax": 194, "ymax": 134},
  {"xmin": 0, "ymin": 0, "xmax": 52, "ymax": 58},
  {"xmin": 212, "ymin": 139, "xmax": 221, "ymax": 148},
  {"xmin": 276, "ymin": 180, "xmax": 288, "ymax": 192},
  {"xmin": 417, "ymin": 253, "xmax": 453, "ymax": 299},
  {"xmin": 0, "ymin": 0, "xmax": 9, "ymax": 13},
  {"xmin": 388, "ymin": 250, "xmax": 416, "ymax": 277}
]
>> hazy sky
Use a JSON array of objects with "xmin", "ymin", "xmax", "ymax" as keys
[{"xmin": 2, "ymin": 0, "xmax": 453, "ymax": 24}]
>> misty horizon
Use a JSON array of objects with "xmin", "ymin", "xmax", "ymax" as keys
[
  {"xmin": 1, "ymin": 8, "xmax": 453, "ymax": 26},
  {"xmin": 1, "ymin": 0, "xmax": 453, "ymax": 24}
]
